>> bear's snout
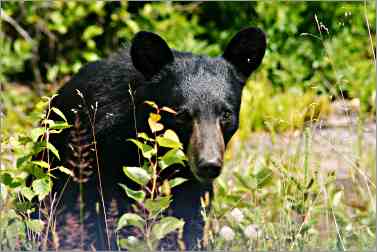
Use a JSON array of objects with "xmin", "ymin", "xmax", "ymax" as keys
[
  {"xmin": 196, "ymin": 158, "xmax": 222, "ymax": 179},
  {"xmin": 187, "ymin": 118, "xmax": 225, "ymax": 183}
]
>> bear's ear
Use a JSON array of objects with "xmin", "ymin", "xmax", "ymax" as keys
[
  {"xmin": 223, "ymin": 27, "xmax": 266, "ymax": 79},
  {"xmin": 131, "ymin": 31, "xmax": 174, "ymax": 79}
]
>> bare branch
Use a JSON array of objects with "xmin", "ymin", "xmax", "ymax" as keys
[{"xmin": 0, "ymin": 10, "xmax": 33, "ymax": 43}]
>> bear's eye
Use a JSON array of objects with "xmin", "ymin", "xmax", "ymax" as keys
[
  {"xmin": 221, "ymin": 110, "xmax": 233, "ymax": 123},
  {"xmin": 175, "ymin": 110, "xmax": 192, "ymax": 124}
]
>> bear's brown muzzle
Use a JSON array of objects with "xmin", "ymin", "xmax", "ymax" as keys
[{"xmin": 187, "ymin": 118, "xmax": 225, "ymax": 182}]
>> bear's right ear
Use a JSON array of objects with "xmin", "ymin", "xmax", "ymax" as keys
[{"xmin": 131, "ymin": 31, "xmax": 174, "ymax": 79}]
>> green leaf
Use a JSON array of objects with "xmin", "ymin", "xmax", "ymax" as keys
[
  {"xmin": 145, "ymin": 196, "xmax": 171, "ymax": 217},
  {"xmin": 0, "ymin": 173, "xmax": 21, "ymax": 188},
  {"xmin": 49, "ymin": 121, "xmax": 71, "ymax": 130},
  {"xmin": 156, "ymin": 136, "xmax": 182, "ymax": 149},
  {"xmin": 137, "ymin": 132, "xmax": 152, "ymax": 141},
  {"xmin": 118, "ymin": 236, "xmax": 147, "ymax": 251},
  {"xmin": 57, "ymin": 166, "xmax": 74, "ymax": 177},
  {"xmin": 118, "ymin": 183, "xmax": 145, "ymax": 203},
  {"xmin": 47, "ymin": 65, "xmax": 59, "ymax": 82},
  {"xmin": 256, "ymin": 168, "xmax": 273, "ymax": 188},
  {"xmin": 31, "ymin": 160, "xmax": 50, "ymax": 169},
  {"xmin": 128, "ymin": 139, "xmax": 155, "ymax": 159},
  {"xmin": 26, "ymin": 219, "xmax": 44, "ymax": 233},
  {"xmin": 158, "ymin": 149, "xmax": 187, "ymax": 170},
  {"xmin": 83, "ymin": 25, "xmax": 103, "ymax": 41},
  {"xmin": 41, "ymin": 119, "xmax": 55, "ymax": 126},
  {"xmin": 234, "ymin": 172, "xmax": 257, "ymax": 190},
  {"xmin": 168, "ymin": 177, "xmax": 188, "ymax": 188},
  {"xmin": 18, "ymin": 136, "xmax": 32, "ymax": 145},
  {"xmin": 156, "ymin": 130, "xmax": 182, "ymax": 149},
  {"xmin": 45, "ymin": 142, "xmax": 60, "ymax": 160},
  {"xmin": 123, "ymin": 166, "xmax": 151, "ymax": 186},
  {"xmin": 32, "ymin": 178, "xmax": 51, "ymax": 201},
  {"xmin": 117, "ymin": 213, "xmax": 145, "ymax": 231},
  {"xmin": 51, "ymin": 107, "xmax": 68, "ymax": 122},
  {"xmin": 83, "ymin": 51, "xmax": 100, "ymax": 62},
  {"xmin": 30, "ymin": 127, "xmax": 45, "ymax": 142},
  {"xmin": 16, "ymin": 155, "xmax": 31, "ymax": 168},
  {"xmin": 151, "ymin": 217, "xmax": 184, "ymax": 240},
  {"xmin": 20, "ymin": 187, "xmax": 35, "ymax": 201},
  {"xmin": 144, "ymin": 100, "xmax": 158, "ymax": 110}
]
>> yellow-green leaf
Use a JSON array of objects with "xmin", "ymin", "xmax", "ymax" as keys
[
  {"xmin": 158, "ymin": 149, "xmax": 186, "ymax": 170},
  {"xmin": 123, "ymin": 166, "xmax": 151, "ymax": 186},
  {"xmin": 57, "ymin": 166, "xmax": 74, "ymax": 177},
  {"xmin": 51, "ymin": 107, "xmax": 68, "ymax": 122},
  {"xmin": 128, "ymin": 139, "xmax": 155, "ymax": 159},
  {"xmin": 118, "ymin": 183, "xmax": 145, "ymax": 203},
  {"xmin": 151, "ymin": 217, "xmax": 184, "ymax": 240},
  {"xmin": 32, "ymin": 178, "xmax": 51, "ymax": 201},
  {"xmin": 145, "ymin": 196, "xmax": 171, "ymax": 217},
  {"xmin": 144, "ymin": 100, "xmax": 158, "ymax": 110},
  {"xmin": 26, "ymin": 219, "xmax": 45, "ymax": 233},
  {"xmin": 31, "ymin": 160, "xmax": 50, "ymax": 169},
  {"xmin": 117, "ymin": 213, "xmax": 145, "ymax": 231},
  {"xmin": 168, "ymin": 177, "xmax": 188, "ymax": 188}
]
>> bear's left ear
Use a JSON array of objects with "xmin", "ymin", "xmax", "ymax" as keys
[
  {"xmin": 131, "ymin": 31, "xmax": 174, "ymax": 79},
  {"xmin": 223, "ymin": 27, "xmax": 266, "ymax": 79}
]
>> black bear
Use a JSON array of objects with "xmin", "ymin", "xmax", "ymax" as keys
[{"xmin": 43, "ymin": 27, "xmax": 266, "ymax": 250}]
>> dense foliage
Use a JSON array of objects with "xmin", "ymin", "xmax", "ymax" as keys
[{"xmin": 1, "ymin": 2, "xmax": 375, "ymax": 115}]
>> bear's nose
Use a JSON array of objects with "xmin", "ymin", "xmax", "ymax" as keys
[{"xmin": 197, "ymin": 159, "xmax": 222, "ymax": 179}]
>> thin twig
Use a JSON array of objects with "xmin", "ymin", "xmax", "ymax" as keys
[
  {"xmin": 76, "ymin": 90, "xmax": 111, "ymax": 250},
  {"xmin": 0, "ymin": 10, "xmax": 33, "ymax": 43},
  {"xmin": 364, "ymin": 0, "xmax": 377, "ymax": 66}
]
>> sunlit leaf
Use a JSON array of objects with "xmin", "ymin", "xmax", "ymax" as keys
[
  {"xmin": 156, "ymin": 135, "xmax": 182, "ymax": 149},
  {"xmin": 144, "ymin": 100, "xmax": 158, "ymax": 110},
  {"xmin": 123, "ymin": 166, "xmax": 151, "ymax": 186},
  {"xmin": 117, "ymin": 213, "xmax": 145, "ymax": 231},
  {"xmin": 32, "ymin": 178, "xmax": 51, "ymax": 201},
  {"xmin": 57, "ymin": 166, "xmax": 74, "ymax": 177},
  {"xmin": 161, "ymin": 106, "xmax": 177, "ymax": 114},
  {"xmin": 31, "ymin": 160, "xmax": 50, "ymax": 169},
  {"xmin": 158, "ymin": 149, "xmax": 186, "ymax": 170},
  {"xmin": 16, "ymin": 155, "xmax": 31, "ymax": 168},
  {"xmin": 145, "ymin": 196, "xmax": 171, "ymax": 217},
  {"xmin": 30, "ymin": 128, "xmax": 45, "ymax": 142},
  {"xmin": 256, "ymin": 168, "xmax": 273, "ymax": 188},
  {"xmin": 48, "ymin": 121, "xmax": 71, "ymax": 130},
  {"xmin": 128, "ymin": 139, "xmax": 155, "ymax": 159},
  {"xmin": 148, "ymin": 113, "xmax": 164, "ymax": 133},
  {"xmin": 51, "ymin": 107, "xmax": 68, "ymax": 122},
  {"xmin": 118, "ymin": 183, "xmax": 145, "ymax": 203},
  {"xmin": 151, "ymin": 216, "xmax": 184, "ymax": 240},
  {"xmin": 168, "ymin": 177, "xmax": 188, "ymax": 188},
  {"xmin": 46, "ymin": 142, "xmax": 60, "ymax": 160},
  {"xmin": 137, "ymin": 132, "xmax": 152, "ymax": 141},
  {"xmin": 20, "ymin": 187, "xmax": 35, "ymax": 201},
  {"xmin": 26, "ymin": 219, "xmax": 44, "ymax": 233}
]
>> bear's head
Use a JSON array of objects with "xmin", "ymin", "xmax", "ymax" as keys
[{"xmin": 130, "ymin": 28, "xmax": 266, "ymax": 183}]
